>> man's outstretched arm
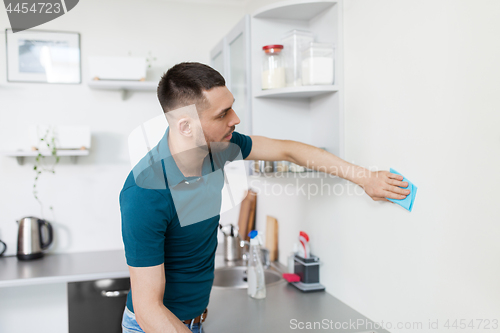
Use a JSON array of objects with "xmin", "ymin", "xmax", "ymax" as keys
[{"xmin": 246, "ymin": 135, "xmax": 410, "ymax": 202}]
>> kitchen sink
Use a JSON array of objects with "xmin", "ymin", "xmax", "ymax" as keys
[{"xmin": 212, "ymin": 266, "xmax": 285, "ymax": 289}]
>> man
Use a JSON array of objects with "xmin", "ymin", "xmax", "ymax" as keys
[{"xmin": 120, "ymin": 62, "xmax": 410, "ymax": 333}]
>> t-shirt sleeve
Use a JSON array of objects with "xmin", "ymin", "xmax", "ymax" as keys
[
  {"xmin": 120, "ymin": 186, "xmax": 168, "ymax": 267},
  {"xmin": 229, "ymin": 131, "xmax": 253, "ymax": 160}
]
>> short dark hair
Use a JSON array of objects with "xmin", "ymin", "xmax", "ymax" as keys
[{"xmin": 157, "ymin": 62, "xmax": 226, "ymax": 114}]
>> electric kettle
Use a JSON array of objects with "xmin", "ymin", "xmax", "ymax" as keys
[{"xmin": 16, "ymin": 216, "xmax": 53, "ymax": 260}]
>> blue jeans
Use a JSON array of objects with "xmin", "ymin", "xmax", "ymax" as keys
[{"xmin": 122, "ymin": 306, "xmax": 205, "ymax": 333}]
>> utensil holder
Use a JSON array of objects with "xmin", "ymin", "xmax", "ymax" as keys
[
  {"xmin": 223, "ymin": 234, "xmax": 241, "ymax": 261},
  {"xmin": 294, "ymin": 254, "xmax": 320, "ymax": 284}
]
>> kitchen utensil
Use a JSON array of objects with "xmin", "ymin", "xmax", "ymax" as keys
[
  {"xmin": 262, "ymin": 161, "xmax": 274, "ymax": 173},
  {"xmin": 247, "ymin": 193, "xmax": 257, "ymax": 238},
  {"xmin": 237, "ymin": 189, "xmax": 257, "ymax": 241},
  {"xmin": 16, "ymin": 216, "xmax": 53, "ymax": 260},
  {"xmin": 265, "ymin": 216, "xmax": 278, "ymax": 261},
  {"xmin": 223, "ymin": 232, "xmax": 241, "ymax": 261},
  {"xmin": 298, "ymin": 231, "xmax": 310, "ymax": 258}
]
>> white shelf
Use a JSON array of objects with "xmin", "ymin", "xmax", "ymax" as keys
[
  {"xmin": 88, "ymin": 80, "xmax": 157, "ymax": 100},
  {"xmin": 1, "ymin": 149, "xmax": 89, "ymax": 165},
  {"xmin": 250, "ymin": 0, "xmax": 344, "ymax": 160},
  {"xmin": 253, "ymin": 0, "xmax": 336, "ymax": 20},
  {"xmin": 254, "ymin": 85, "xmax": 339, "ymax": 99},
  {"xmin": 250, "ymin": 170, "xmax": 334, "ymax": 178}
]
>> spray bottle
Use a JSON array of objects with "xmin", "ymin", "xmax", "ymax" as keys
[{"xmin": 247, "ymin": 230, "xmax": 266, "ymax": 299}]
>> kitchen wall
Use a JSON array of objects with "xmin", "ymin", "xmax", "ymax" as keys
[
  {"xmin": 249, "ymin": 0, "xmax": 500, "ymax": 332},
  {"xmin": 0, "ymin": 0, "xmax": 245, "ymax": 255},
  {"xmin": 1, "ymin": 1, "xmax": 499, "ymax": 332},
  {"xmin": 0, "ymin": 1, "xmax": 245, "ymax": 332}
]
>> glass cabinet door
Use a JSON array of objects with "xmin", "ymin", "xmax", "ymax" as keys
[
  {"xmin": 210, "ymin": 39, "xmax": 225, "ymax": 78},
  {"xmin": 210, "ymin": 15, "xmax": 251, "ymax": 136}
]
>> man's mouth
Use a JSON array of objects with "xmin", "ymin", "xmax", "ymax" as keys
[{"xmin": 224, "ymin": 132, "xmax": 232, "ymax": 140}]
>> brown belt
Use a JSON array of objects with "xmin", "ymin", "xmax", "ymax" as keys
[{"xmin": 182, "ymin": 308, "xmax": 208, "ymax": 325}]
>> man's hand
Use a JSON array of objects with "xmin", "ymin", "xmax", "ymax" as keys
[{"xmin": 358, "ymin": 170, "xmax": 410, "ymax": 202}]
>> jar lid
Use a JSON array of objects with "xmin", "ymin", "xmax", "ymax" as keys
[{"xmin": 262, "ymin": 44, "xmax": 284, "ymax": 50}]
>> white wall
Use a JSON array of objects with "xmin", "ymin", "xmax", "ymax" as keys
[
  {"xmin": 250, "ymin": 0, "xmax": 500, "ymax": 332},
  {"xmin": 0, "ymin": 0, "xmax": 244, "ymax": 255},
  {"xmin": 0, "ymin": 1, "xmax": 244, "ymax": 332},
  {"xmin": 2, "ymin": 0, "xmax": 500, "ymax": 332}
]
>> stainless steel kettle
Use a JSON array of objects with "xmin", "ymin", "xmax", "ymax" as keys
[{"xmin": 16, "ymin": 216, "xmax": 53, "ymax": 260}]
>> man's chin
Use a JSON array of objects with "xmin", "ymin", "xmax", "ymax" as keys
[{"xmin": 209, "ymin": 141, "xmax": 230, "ymax": 153}]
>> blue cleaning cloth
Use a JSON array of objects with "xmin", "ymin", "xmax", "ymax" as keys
[{"xmin": 386, "ymin": 168, "xmax": 417, "ymax": 212}]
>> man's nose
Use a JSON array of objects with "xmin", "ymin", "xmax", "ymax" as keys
[{"xmin": 229, "ymin": 109, "xmax": 240, "ymax": 126}]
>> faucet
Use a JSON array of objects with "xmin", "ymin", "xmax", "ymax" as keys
[{"xmin": 240, "ymin": 240, "xmax": 271, "ymax": 269}]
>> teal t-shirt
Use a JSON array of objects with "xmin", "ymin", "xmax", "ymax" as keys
[{"xmin": 120, "ymin": 128, "xmax": 252, "ymax": 321}]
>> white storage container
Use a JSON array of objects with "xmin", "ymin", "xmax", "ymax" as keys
[
  {"xmin": 280, "ymin": 30, "xmax": 315, "ymax": 87},
  {"xmin": 88, "ymin": 56, "xmax": 147, "ymax": 81},
  {"xmin": 301, "ymin": 43, "xmax": 335, "ymax": 85}
]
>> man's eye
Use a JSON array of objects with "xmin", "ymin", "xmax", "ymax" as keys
[{"xmin": 220, "ymin": 113, "xmax": 226, "ymax": 119}]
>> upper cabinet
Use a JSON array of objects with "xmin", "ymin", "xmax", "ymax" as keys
[
  {"xmin": 210, "ymin": 15, "xmax": 252, "ymax": 137},
  {"xmin": 211, "ymin": 0, "xmax": 344, "ymax": 160}
]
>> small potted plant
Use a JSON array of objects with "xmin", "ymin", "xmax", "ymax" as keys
[{"xmin": 32, "ymin": 125, "xmax": 60, "ymax": 218}]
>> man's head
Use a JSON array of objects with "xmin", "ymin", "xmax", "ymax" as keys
[{"xmin": 157, "ymin": 62, "xmax": 240, "ymax": 150}]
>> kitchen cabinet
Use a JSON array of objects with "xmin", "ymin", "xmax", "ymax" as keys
[
  {"xmin": 211, "ymin": 0, "xmax": 345, "ymax": 176},
  {"xmin": 210, "ymin": 15, "xmax": 252, "ymax": 137},
  {"xmin": 0, "ymin": 250, "xmax": 129, "ymax": 333}
]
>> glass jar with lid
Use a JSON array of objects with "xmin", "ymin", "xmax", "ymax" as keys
[
  {"xmin": 301, "ymin": 42, "xmax": 335, "ymax": 85},
  {"xmin": 261, "ymin": 44, "xmax": 286, "ymax": 90},
  {"xmin": 280, "ymin": 29, "xmax": 315, "ymax": 87}
]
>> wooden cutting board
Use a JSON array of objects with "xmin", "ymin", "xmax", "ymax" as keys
[
  {"xmin": 265, "ymin": 216, "xmax": 278, "ymax": 261},
  {"xmin": 238, "ymin": 189, "xmax": 257, "ymax": 241}
]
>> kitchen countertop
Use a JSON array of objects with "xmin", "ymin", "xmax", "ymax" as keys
[
  {"xmin": 208, "ymin": 254, "xmax": 389, "ymax": 333},
  {"xmin": 0, "ymin": 249, "xmax": 389, "ymax": 333},
  {"xmin": 0, "ymin": 250, "xmax": 128, "ymax": 288}
]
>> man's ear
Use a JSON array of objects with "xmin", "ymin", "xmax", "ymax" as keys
[{"xmin": 178, "ymin": 118, "xmax": 192, "ymax": 137}]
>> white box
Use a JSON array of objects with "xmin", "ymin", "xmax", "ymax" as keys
[
  {"xmin": 88, "ymin": 56, "xmax": 147, "ymax": 81},
  {"xmin": 28, "ymin": 125, "xmax": 91, "ymax": 150}
]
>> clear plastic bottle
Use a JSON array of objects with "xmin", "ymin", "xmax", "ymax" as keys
[{"xmin": 247, "ymin": 230, "xmax": 266, "ymax": 299}]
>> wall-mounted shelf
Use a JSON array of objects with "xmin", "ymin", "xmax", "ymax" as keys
[
  {"xmin": 250, "ymin": 170, "xmax": 334, "ymax": 178},
  {"xmin": 254, "ymin": 85, "xmax": 339, "ymax": 99},
  {"xmin": 250, "ymin": 0, "xmax": 345, "ymax": 160},
  {"xmin": 87, "ymin": 80, "xmax": 157, "ymax": 100},
  {"xmin": 1, "ymin": 149, "xmax": 90, "ymax": 165},
  {"xmin": 253, "ymin": 0, "xmax": 336, "ymax": 20}
]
